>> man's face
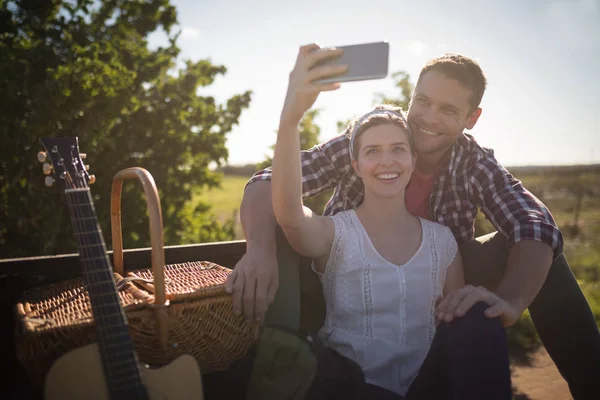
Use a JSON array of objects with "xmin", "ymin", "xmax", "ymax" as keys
[{"xmin": 407, "ymin": 70, "xmax": 482, "ymax": 158}]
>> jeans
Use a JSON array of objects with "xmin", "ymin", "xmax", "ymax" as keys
[
  {"xmin": 265, "ymin": 228, "xmax": 600, "ymax": 400},
  {"xmin": 362, "ymin": 302, "xmax": 511, "ymax": 399}
]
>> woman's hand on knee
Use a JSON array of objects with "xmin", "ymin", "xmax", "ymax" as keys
[{"xmin": 435, "ymin": 285, "xmax": 520, "ymax": 327}]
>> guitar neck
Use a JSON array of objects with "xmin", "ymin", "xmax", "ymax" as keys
[{"xmin": 65, "ymin": 188, "xmax": 149, "ymax": 400}]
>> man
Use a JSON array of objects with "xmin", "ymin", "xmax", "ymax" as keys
[{"xmin": 225, "ymin": 46, "xmax": 600, "ymax": 398}]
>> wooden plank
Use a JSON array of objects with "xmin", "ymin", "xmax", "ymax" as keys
[{"xmin": 0, "ymin": 240, "xmax": 246, "ymax": 283}]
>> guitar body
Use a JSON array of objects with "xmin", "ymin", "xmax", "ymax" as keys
[{"xmin": 44, "ymin": 343, "xmax": 204, "ymax": 400}]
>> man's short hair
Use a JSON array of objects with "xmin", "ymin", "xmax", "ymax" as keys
[{"xmin": 417, "ymin": 53, "xmax": 487, "ymax": 111}]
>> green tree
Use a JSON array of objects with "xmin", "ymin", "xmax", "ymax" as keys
[
  {"xmin": 257, "ymin": 109, "xmax": 332, "ymax": 214},
  {"xmin": 257, "ymin": 109, "xmax": 322, "ymax": 171},
  {"xmin": 374, "ymin": 71, "xmax": 413, "ymax": 110},
  {"xmin": 337, "ymin": 71, "xmax": 414, "ymax": 132},
  {"xmin": 0, "ymin": 0, "xmax": 251, "ymax": 258}
]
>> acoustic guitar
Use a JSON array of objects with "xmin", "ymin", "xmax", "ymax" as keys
[{"xmin": 38, "ymin": 137, "xmax": 204, "ymax": 400}]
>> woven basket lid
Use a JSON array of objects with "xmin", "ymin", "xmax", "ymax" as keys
[
  {"xmin": 126, "ymin": 261, "xmax": 232, "ymax": 302},
  {"xmin": 16, "ymin": 274, "xmax": 152, "ymax": 334}
]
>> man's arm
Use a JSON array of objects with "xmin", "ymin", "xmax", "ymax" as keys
[
  {"xmin": 472, "ymin": 156, "xmax": 562, "ymax": 319},
  {"xmin": 436, "ymin": 236, "xmax": 547, "ymax": 328},
  {"xmin": 495, "ymin": 239, "xmax": 553, "ymax": 315},
  {"xmin": 243, "ymin": 133, "xmax": 353, "ymax": 199},
  {"xmin": 224, "ymin": 180, "xmax": 279, "ymax": 323},
  {"xmin": 240, "ymin": 180, "xmax": 277, "ymax": 253},
  {"xmin": 435, "ymin": 240, "xmax": 550, "ymax": 327}
]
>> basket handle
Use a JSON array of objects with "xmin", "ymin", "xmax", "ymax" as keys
[{"xmin": 110, "ymin": 167, "xmax": 167, "ymax": 308}]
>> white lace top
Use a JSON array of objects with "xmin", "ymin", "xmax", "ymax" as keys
[{"xmin": 314, "ymin": 210, "xmax": 458, "ymax": 396}]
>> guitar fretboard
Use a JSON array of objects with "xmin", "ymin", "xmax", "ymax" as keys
[{"xmin": 65, "ymin": 188, "xmax": 149, "ymax": 400}]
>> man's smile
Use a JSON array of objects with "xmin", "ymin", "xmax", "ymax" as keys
[{"xmin": 415, "ymin": 123, "xmax": 443, "ymax": 137}]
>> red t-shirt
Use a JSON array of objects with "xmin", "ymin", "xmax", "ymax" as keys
[{"xmin": 405, "ymin": 168, "xmax": 442, "ymax": 220}]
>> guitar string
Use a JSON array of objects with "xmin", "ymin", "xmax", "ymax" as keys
[
  {"xmin": 71, "ymin": 190, "xmax": 141, "ymax": 379},
  {"xmin": 66, "ymin": 173, "xmax": 146, "ymax": 393},
  {"xmin": 69, "ymin": 188, "xmax": 144, "ymax": 392}
]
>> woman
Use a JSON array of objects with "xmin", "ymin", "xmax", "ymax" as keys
[{"xmin": 270, "ymin": 44, "xmax": 512, "ymax": 399}]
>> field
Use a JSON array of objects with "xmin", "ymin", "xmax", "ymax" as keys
[
  {"xmin": 191, "ymin": 175, "xmax": 249, "ymax": 239},
  {"xmin": 193, "ymin": 165, "xmax": 600, "ymax": 399}
]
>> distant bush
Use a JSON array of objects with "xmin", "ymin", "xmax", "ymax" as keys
[{"xmin": 218, "ymin": 164, "xmax": 258, "ymax": 177}]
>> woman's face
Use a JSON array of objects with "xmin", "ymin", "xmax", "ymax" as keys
[{"xmin": 352, "ymin": 123, "xmax": 415, "ymax": 199}]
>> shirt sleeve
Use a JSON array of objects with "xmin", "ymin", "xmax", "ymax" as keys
[
  {"xmin": 435, "ymin": 223, "xmax": 459, "ymax": 298},
  {"xmin": 245, "ymin": 134, "xmax": 353, "ymax": 198},
  {"xmin": 439, "ymin": 224, "xmax": 458, "ymax": 271},
  {"xmin": 470, "ymin": 154, "xmax": 564, "ymax": 259}
]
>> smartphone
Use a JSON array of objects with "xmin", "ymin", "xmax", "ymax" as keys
[{"xmin": 312, "ymin": 41, "xmax": 389, "ymax": 84}]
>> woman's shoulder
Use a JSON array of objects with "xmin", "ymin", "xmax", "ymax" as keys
[
  {"xmin": 329, "ymin": 209, "xmax": 355, "ymax": 223},
  {"xmin": 419, "ymin": 218, "xmax": 456, "ymax": 243},
  {"xmin": 327, "ymin": 209, "xmax": 367, "ymax": 248},
  {"xmin": 419, "ymin": 219, "xmax": 458, "ymax": 266}
]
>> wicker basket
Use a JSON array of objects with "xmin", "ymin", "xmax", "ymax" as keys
[{"xmin": 15, "ymin": 167, "xmax": 259, "ymax": 388}]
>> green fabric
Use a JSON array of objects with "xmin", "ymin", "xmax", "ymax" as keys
[
  {"xmin": 262, "ymin": 225, "xmax": 324, "ymax": 333},
  {"xmin": 264, "ymin": 227, "xmax": 301, "ymax": 330},
  {"xmin": 246, "ymin": 326, "xmax": 318, "ymax": 400}
]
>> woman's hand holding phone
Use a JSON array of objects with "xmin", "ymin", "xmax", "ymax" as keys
[{"xmin": 279, "ymin": 44, "xmax": 348, "ymax": 128}]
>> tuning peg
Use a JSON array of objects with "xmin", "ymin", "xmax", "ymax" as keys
[
  {"xmin": 80, "ymin": 153, "xmax": 87, "ymax": 160},
  {"xmin": 42, "ymin": 163, "xmax": 52, "ymax": 175},
  {"xmin": 88, "ymin": 174, "xmax": 96, "ymax": 184},
  {"xmin": 37, "ymin": 151, "xmax": 47, "ymax": 163},
  {"xmin": 44, "ymin": 176, "xmax": 54, "ymax": 187},
  {"xmin": 85, "ymin": 164, "xmax": 90, "ymax": 171}
]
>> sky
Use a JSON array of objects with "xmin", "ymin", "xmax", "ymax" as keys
[{"xmin": 148, "ymin": 0, "xmax": 600, "ymax": 167}]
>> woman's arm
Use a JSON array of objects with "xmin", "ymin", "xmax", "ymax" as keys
[
  {"xmin": 443, "ymin": 251, "xmax": 466, "ymax": 296},
  {"xmin": 272, "ymin": 122, "xmax": 334, "ymax": 259},
  {"xmin": 271, "ymin": 43, "xmax": 348, "ymax": 259}
]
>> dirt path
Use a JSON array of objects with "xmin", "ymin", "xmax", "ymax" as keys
[{"xmin": 511, "ymin": 347, "xmax": 571, "ymax": 400}]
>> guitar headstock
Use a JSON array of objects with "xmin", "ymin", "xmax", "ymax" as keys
[{"xmin": 38, "ymin": 137, "xmax": 95, "ymax": 190}]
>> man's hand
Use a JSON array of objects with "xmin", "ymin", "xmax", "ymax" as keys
[
  {"xmin": 225, "ymin": 247, "xmax": 278, "ymax": 323},
  {"xmin": 435, "ymin": 285, "xmax": 520, "ymax": 327}
]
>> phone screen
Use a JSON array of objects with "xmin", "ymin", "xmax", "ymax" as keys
[{"xmin": 313, "ymin": 41, "xmax": 389, "ymax": 84}]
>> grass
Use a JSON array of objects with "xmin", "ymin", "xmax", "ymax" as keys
[{"xmin": 191, "ymin": 175, "xmax": 249, "ymax": 239}]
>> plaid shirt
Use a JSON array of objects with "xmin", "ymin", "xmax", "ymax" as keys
[{"xmin": 249, "ymin": 132, "xmax": 563, "ymax": 258}]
